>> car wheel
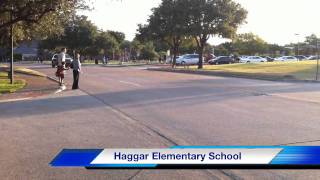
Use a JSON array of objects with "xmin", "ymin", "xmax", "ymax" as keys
[
  {"xmin": 246, "ymin": 61, "xmax": 250, "ymax": 63},
  {"xmin": 181, "ymin": 61, "xmax": 186, "ymax": 66}
]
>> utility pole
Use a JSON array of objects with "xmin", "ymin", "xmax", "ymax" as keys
[
  {"xmin": 10, "ymin": 5, "xmax": 14, "ymax": 84},
  {"xmin": 316, "ymin": 40, "xmax": 319, "ymax": 81},
  {"xmin": 295, "ymin": 33, "xmax": 300, "ymax": 56}
]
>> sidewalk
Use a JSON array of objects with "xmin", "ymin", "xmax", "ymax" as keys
[{"xmin": 0, "ymin": 74, "xmax": 59, "ymax": 102}]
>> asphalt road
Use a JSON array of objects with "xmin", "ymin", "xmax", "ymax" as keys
[{"xmin": 1, "ymin": 64, "xmax": 320, "ymax": 179}]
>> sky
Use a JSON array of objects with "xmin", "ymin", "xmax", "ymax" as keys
[{"xmin": 81, "ymin": 0, "xmax": 320, "ymax": 45}]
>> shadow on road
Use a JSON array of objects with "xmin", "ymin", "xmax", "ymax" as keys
[{"xmin": 1, "ymin": 78, "xmax": 320, "ymax": 118}]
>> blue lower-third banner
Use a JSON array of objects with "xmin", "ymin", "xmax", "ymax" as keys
[{"xmin": 50, "ymin": 146, "xmax": 320, "ymax": 169}]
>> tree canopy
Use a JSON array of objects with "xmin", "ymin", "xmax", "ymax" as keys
[
  {"xmin": 0, "ymin": 0, "xmax": 87, "ymax": 30},
  {"xmin": 137, "ymin": 0, "xmax": 189, "ymax": 67},
  {"xmin": 183, "ymin": 0, "xmax": 247, "ymax": 68}
]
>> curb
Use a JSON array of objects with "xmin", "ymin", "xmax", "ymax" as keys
[
  {"xmin": 102, "ymin": 63, "xmax": 165, "ymax": 68},
  {"xmin": 148, "ymin": 68, "xmax": 320, "ymax": 83},
  {"xmin": 46, "ymin": 76, "xmax": 67, "ymax": 94},
  {"xmin": 0, "ymin": 97, "xmax": 32, "ymax": 103},
  {"xmin": 0, "ymin": 67, "xmax": 47, "ymax": 78},
  {"xmin": 46, "ymin": 76, "xmax": 60, "ymax": 83}
]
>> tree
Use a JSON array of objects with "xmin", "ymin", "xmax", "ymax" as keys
[
  {"xmin": 0, "ymin": 0, "xmax": 87, "ymax": 30},
  {"xmin": 184, "ymin": 0, "xmax": 247, "ymax": 69},
  {"xmin": 232, "ymin": 33, "xmax": 268, "ymax": 55},
  {"xmin": 139, "ymin": 42, "xmax": 159, "ymax": 61},
  {"xmin": 40, "ymin": 15, "xmax": 98, "ymax": 57},
  {"xmin": 95, "ymin": 31, "xmax": 118, "ymax": 56},
  {"xmin": 131, "ymin": 39, "xmax": 144, "ymax": 60},
  {"xmin": 0, "ymin": 1, "xmax": 81, "ymax": 48},
  {"xmin": 137, "ymin": 0, "xmax": 188, "ymax": 67},
  {"xmin": 108, "ymin": 31, "xmax": 125, "ymax": 44}
]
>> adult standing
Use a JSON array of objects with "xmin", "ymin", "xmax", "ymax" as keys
[
  {"xmin": 103, "ymin": 55, "xmax": 106, "ymax": 64},
  {"xmin": 72, "ymin": 52, "xmax": 81, "ymax": 90},
  {"xmin": 56, "ymin": 48, "xmax": 67, "ymax": 87}
]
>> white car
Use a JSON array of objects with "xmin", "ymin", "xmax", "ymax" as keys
[
  {"xmin": 239, "ymin": 56, "xmax": 267, "ymax": 63},
  {"xmin": 274, "ymin": 56, "xmax": 298, "ymax": 62},
  {"xmin": 51, "ymin": 54, "xmax": 73, "ymax": 68},
  {"xmin": 166, "ymin": 56, "xmax": 180, "ymax": 64},
  {"xmin": 176, "ymin": 54, "xmax": 201, "ymax": 65}
]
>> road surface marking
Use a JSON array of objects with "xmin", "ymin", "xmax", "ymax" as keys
[
  {"xmin": 0, "ymin": 97, "xmax": 31, "ymax": 103},
  {"xmin": 119, "ymin": 80, "xmax": 142, "ymax": 87}
]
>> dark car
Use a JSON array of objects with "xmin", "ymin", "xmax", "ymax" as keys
[
  {"xmin": 208, "ymin": 56, "xmax": 235, "ymax": 65},
  {"xmin": 261, "ymin": 56, "xmax": 274, "ymax": 62},
  {"xmin": 294, "ymin": 55, "xmax": 307, "ymax": 61}
]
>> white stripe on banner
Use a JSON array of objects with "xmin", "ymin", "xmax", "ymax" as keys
[{"xmin": 90, "ymin": 148, "xmax": 282, "ymax": 165}]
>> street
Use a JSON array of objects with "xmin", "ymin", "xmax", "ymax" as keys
[{"xmin": 1, "ymin": 64, "xmax": 320, "ymax": 179}]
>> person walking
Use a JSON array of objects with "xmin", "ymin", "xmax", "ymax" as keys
[
  {"xmin": 56, "ymin": 48, "xmax": 67, "ymax": 87},
  {"xmin": 72, "ymin": 52, "xmax": 81, "ymax": 90}
]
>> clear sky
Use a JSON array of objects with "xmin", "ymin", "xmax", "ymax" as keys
[{"xmin": 81, "ymin": 0, "xmax": 320, "ymax": 45}]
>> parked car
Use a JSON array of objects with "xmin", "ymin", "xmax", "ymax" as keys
[
  {"xmin": 294, "ymin": 55, "xmax": 307, "ymax": 61},
  {"xmin": 274, "ymin": 56, "xmax": 298, "ymax": 62},
  {"xmin": 205, "ymin": 54, "xmax": 216, "ymax": 62},
  {"xmin": 165, "ymin": 56, "xmax": 180, "ymax": 64},
  {"xmin": 261, "ymin": 56, "xmax": 274, "ymax": 62},
  {"xmin": 176, "ymin": 54, "xmax": 202, "ymax": 65},
  {"xmin": 52, "ymin": 54, "xmax": 73, "ymax": 68},
  {"xmin": 307, "ymin": 56, "xmax": 319, "ymax": 60},
  {"xmin": 208, "ymin": 56, "xmax": 235, "ymax": 65},
  {"xmin": 239, "ymin": 56, "xmax": 267, "ymax": 63}
]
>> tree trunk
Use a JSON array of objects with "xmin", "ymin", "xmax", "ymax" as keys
[
  {"xmin": 172, "ymin": 46, "xmax": 178, "ymax": 68},
  {"xmin": 198, "ymin": 46, "xmax": 204, "ymax": 69}
]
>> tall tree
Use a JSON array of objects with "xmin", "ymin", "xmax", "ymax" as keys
[
  {"xmin": 137, "ymin": 0, "xmax": 188, "ymax": 67},
  {"xmin": 184, "ymin": 0, "xmax": 247, "ymax": 69},
  {"xmin": 95, "ymin": 31, "xmax": 118, "ymax": 56}
]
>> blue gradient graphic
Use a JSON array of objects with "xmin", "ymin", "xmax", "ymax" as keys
[{"xmin": 50, "ymin": 146, "xmax": 320, "ymax": 167}]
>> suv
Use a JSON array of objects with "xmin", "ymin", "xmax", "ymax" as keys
[
  {"xmin": 176, "ymin": 54, "xmax": 201, "ymax": 65},
  {"xmin": 51, "ymin": 54, "xmax": 73, "ymax": 68}
]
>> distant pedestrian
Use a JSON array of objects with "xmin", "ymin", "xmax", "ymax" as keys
[
  {"xmin": 72, "ymin": 52, "xmax": 82, "ymax": 90},
  {"xmin": 103, "ymin": 56, "xmax": 106, "ymax": 64},
  {"xmin": 56, "ymin": 48, "xmax": 67, "ymax": 86}
]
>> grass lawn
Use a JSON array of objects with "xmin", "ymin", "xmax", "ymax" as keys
[
  {"xmin": 186, "ymin": 61, "xmax": 320, "ymax": 81},
  {"xmin": 0, "ymin": 70, "xmax": 27, "ymax": 94},
  {"xmin": 0, "ymin": 79, "xmax": 26, "ymax": 94}
]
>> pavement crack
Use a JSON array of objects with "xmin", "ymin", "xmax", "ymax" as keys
[
  {"xmin": 127, "ymin": 170, "xmax": 143, "ymax": 180},
  {"xmin": 79, "ymin": 89, "xmax": 179, "ymax": 146}
]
